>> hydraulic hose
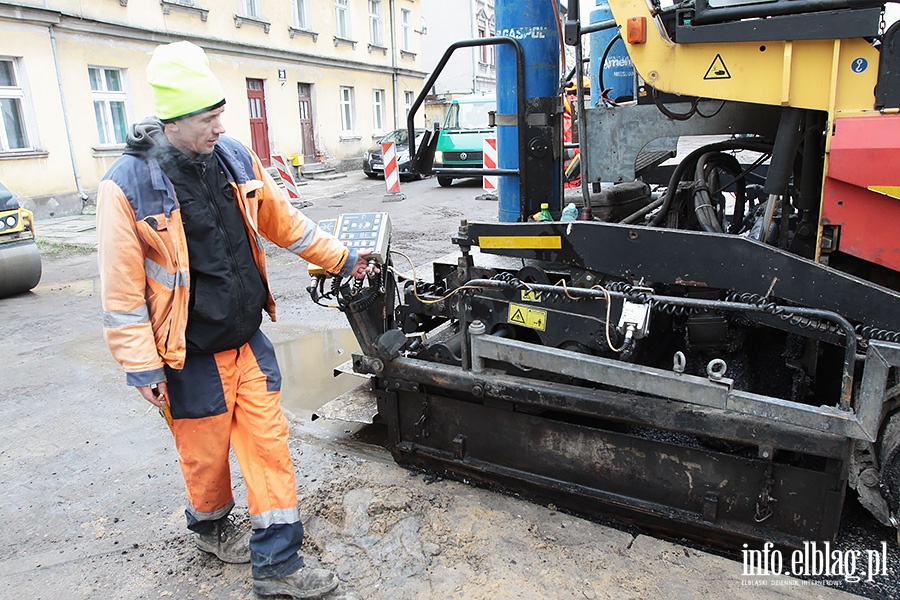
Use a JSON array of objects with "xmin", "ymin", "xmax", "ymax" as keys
[
  {"xmin": 692, "ymin": 152, "xmax": 747, "ymax": 233},
  {"xmin": 693, "ymin": 153, "xmax": 725, "ymax": 233},
  {"xmin": 620, "ymin": 196, "xmax": 664, "ymax": 224},
  {"xmin": 712, "ymin": 154, "xmax": 749, "ymax": 234},
  {"xmin": 651, "ymin": 139, "xmax": 773, "ymax": 227}
]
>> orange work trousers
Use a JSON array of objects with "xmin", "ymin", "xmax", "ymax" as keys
[{"xmin": 164, "ymin": 329, "xmax": 304, "ymax": 578}]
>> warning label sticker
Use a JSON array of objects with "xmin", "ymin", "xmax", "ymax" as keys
[
  {"xmin": 508, "ymin": 303, "xmax": 547, "ymax": 331},
  {"xmin": 704, "ymin": 54, "xmax": 731, "ymax": 80},
  {"xmin": 521, "ymin": 290, "xmax": 542, "ymax": 302}
]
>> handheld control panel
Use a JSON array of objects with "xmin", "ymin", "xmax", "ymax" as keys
[
  {"xmin": 308, "ymin": 213, "xmax": 391, "ymax": 276},
  {"xmin": 334, "ymin": 212, "xmax": 391, "ymax": 263}
]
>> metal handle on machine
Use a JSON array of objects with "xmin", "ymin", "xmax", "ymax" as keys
[
  {"xmin": 564, "ymin": 1, "xmax": 619, "ymax": 212},
  {"xmin": 405, "ymin": 36, "xmax": 526, "ymax": 184}
]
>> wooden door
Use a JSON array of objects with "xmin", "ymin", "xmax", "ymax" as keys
[
  {"xmin": 298, "ymin": 83, "xmax": 316, "ymax": 163},
  {"xmin": 246, "ymin": 78, "xmax": 270, "ymax": 167}
]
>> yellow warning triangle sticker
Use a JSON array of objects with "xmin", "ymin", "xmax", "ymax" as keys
[
  {"xmin": 510, "ymin": 309, "xmax": 526, "ymax": 325},
  {"xmin": 704, "ymin": 54, "xmax": 731, "ymax": 80},
  {"xmin": 869, "ymin": 185, "xmax": 900, "ymax": 199}
]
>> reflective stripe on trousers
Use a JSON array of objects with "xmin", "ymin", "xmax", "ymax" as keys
[{"xmin": 165, "ymin": 329, "xmax": 303, "ymax": 579}]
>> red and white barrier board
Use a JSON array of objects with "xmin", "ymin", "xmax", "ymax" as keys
[
  {"xmin": 382, "ymin": 142, "xmax": 400, "ymax": 193},
  {"xmin": 271, "ymin": 154, "xmax": 301, "ymax": 201},
  {"xmin": 483, "ymin": 137, "xmax": 498, "ymax": 192}
]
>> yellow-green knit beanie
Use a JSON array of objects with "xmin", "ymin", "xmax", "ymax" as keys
[{"xmin": 147, "ymin": 41, "xmax": 226, "ymax": 122}]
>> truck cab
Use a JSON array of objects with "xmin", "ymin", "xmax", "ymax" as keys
[{"xmin": 433, "ymin": 94, "xmax": 496, "ymax": 188}]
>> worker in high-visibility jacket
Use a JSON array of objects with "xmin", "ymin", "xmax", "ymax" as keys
[{"xmin": 97, "ymin": 41, "xmax": 373, "ymax": 599}]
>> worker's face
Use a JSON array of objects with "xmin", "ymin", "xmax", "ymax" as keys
[{"xmin": 165, "ymin": 106, "xmax": 226, "ymax": 156}]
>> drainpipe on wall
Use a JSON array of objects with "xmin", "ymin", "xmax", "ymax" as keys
[
  {"xmin": 48, "ymin": 25, "xmax": 88, "ymax": 203},
  {"xmin": 470, "ymin": 0, "xmax": 477, "ymax": 94},
  {"xmin": 389, "ymin": 0, "xmax": 400, "ymax": 129}
]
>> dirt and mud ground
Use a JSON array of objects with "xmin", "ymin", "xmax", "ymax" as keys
[{"xmin": 0, "ymin": 175, "xmax": 883, "ymax": 598}]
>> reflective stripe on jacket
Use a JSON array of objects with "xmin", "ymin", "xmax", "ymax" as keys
[{"xmin": 98, "ymin": 135, "xmax": 353, "ymax": 386}]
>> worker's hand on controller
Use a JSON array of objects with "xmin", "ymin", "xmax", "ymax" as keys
[{"xmin": 350, "ymin": 249, "xmax": 380, "ymax": 279}]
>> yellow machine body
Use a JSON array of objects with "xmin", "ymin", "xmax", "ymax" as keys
[{"xmin": 610, "ymin": 0, "xmax": 880, "ymax": 118}]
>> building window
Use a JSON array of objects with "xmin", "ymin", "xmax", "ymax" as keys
[
  {"xmin": 339, "ymin": 86, "xmax": 354, "ymax": 133},
  {"xmin": 478, "ymin": 19, "xmax": 495, "ymax": 65},
  {"xmin": 372, "ymin": 89, "xmax": 385, "ymax": 132},
  {"xmin": 368, "ymin": 0, "xmax": 383, "ymax": 46},
  {"xmin": 292, "ymin": 0, "xmax": 309, "ymax": 29},
  {"xmin": 404, "ymin": 90, "xmax": 414, "ymax": 119},
  {"xmin": 89, "ymin": 66, "xmax": 128, "ymax": 146},
  {"xmin": 240, "ymin": 0, "xmax": 260, "ymax": 18},
  {"xmin": 335, "ymin": 0, "xmax": 350, "ymax": 38},
  {"xmin": 401, "ymin": 9, "xmax": 412, "ymax": 50},
  {"xmin": 0, "ymin": 59, "xmax": 31, "ymax": 151}
]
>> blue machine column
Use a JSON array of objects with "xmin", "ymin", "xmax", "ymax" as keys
[
  {"xmin": 496, "ymin": 0, "xmax": 561, "ymax": 222},
  {"xmin": 590, "ymin": 0, "xmax": 635, "ymax": 106}
]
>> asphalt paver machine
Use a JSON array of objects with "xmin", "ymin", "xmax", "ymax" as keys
[{"xmin": 312, "ymin": 0, "xmax": 900, "ymax": 549}]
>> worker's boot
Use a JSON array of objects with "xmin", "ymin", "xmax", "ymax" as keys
[
  {"xmin": 252, "ymin": 566, "xmax": 339, "ymax": 599},
  {"xmin": 194, "ymin": 515, "xmax": 251, "ymax": 564}
]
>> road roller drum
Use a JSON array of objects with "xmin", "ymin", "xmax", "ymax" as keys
[{"xmin": 0, "ymin": 182, "xmax": 42, "ymax": 297}]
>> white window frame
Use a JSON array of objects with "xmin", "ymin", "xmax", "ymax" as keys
[
  {"xmin": 401, "ymin": 9, "xmax": 412, "ymax": 51},
  {"xmin": 477, "ymin": 18, "xmax": 494, "ymax": 65},
  {"xmin": 292, "ymin": 0, "xmax": 310, "ymax": 29},
  {"xmin": 0, "ymin": 57, "xmax": 33, "ymax": 152},
  {"xmin": 240, "ymin": 0, "xmax": 260, "ymax": 19},
  {"xmin": 335, "ymin": 0, "xmax": 350, "ymax": 39},
  {"xmin": 372, "ymin": 89, "xmax": 385, "ymax": 133},
  {"xmin": 404, "ymin": 91, "xmax": 414, "ymax": 119},
  {"xmin": 89, "ymin": 66, "xmax": 130, "ymax": 146},
  {"xmin": 339, "ymin": 86, "xmax": 355, "ymax": 133},
  {"xmin": 368, "ymin": 0, "xmax": 383, "ymax": 46}
]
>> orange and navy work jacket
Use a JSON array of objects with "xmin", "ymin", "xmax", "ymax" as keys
[{"xmin": 97, "ymin": 135, "xmax": 354, "ymax": 387}]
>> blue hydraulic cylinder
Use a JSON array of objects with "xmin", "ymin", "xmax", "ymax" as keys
[
  {"xmin": 496, "ymin": 0, "xmax": 560, "ymax": 222},
  {"xmin": 590, "ymin": 1, "xmax": 635, "ymax": 106}
]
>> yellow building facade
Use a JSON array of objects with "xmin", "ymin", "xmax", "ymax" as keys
[{"xmin": 0, "ymin": 0, "xmax": 427, "ymax": 216}]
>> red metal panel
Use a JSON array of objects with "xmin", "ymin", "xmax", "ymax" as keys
[{"xmin": 821, "ymin": 115, "xmax": 900, "ymax": 271}]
